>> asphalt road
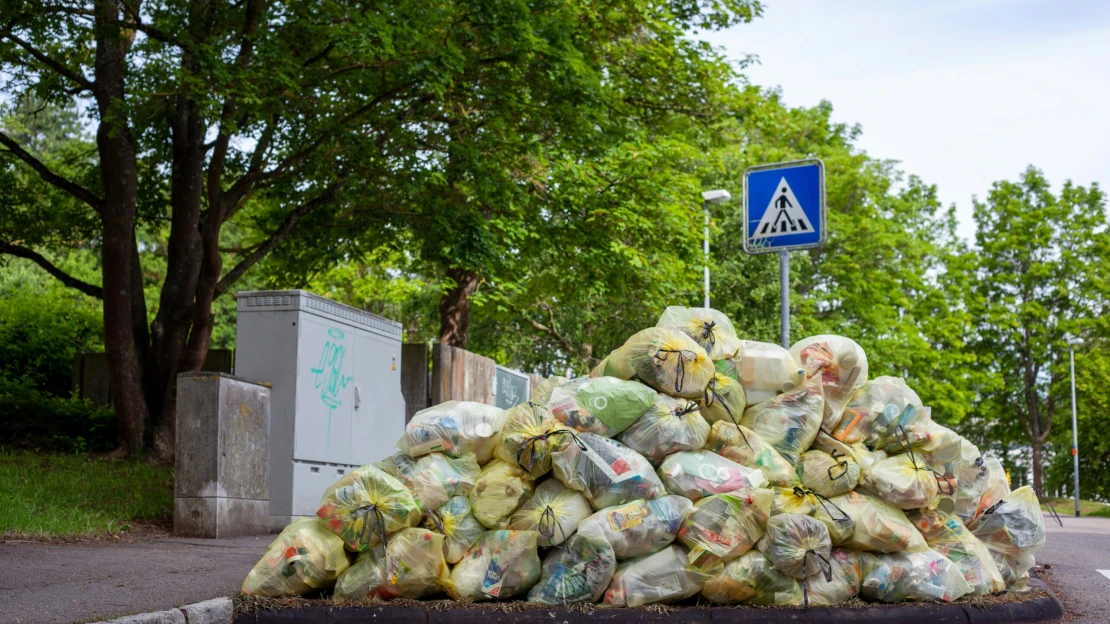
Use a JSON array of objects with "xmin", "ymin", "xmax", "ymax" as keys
[
  {"xmin": 0, "ymin": 534, "xmax": 270, "ymax": 624},
  {"xmin": 1037, "ymin": 513, "xmax": 1110, "ymax": 623}
]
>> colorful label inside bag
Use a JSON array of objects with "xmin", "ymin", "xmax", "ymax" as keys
[
  {"xmin": 481, "ymin": 549, "xmax": 507, "ymax": 597},
  {"xmin": 607, "ymin": 503, "xmax": 648, "ymax": 532}
]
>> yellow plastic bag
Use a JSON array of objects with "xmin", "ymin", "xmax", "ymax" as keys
[
  {"xmin": 655, "ymin": 306, "xmax": 741, "ymax": 360},
  {"xmin": 705, "ymin": 421, "xmax": 798, "ymax": 487},
  {"xmin": 316, "ymin": 464, "xmax": 422, "ymax": 552},
  {"xmin": 860, "ymin": 549, "xmax": 971, "ymax": 602},
  {"xmin": 715, "ymin": 341, "xmax": 805, "ymax": 405},
  {"xmin": 810, "ymin": 430, "xmax": 887, "ymax": 473},
  {"xmin": 546, "ymin": 376, "xmax": 657, "ymax": 437},
  {"xmin": 757, "ymin": 513, "xmax": 832, "ymax": 580},
  {"xmin": 493, "ymin": 401, "xmax": 570, "ymax": 478},
  {"xmin": 697, "ymin": 373, "xmax": 747, "ymax": 426},
  {"xmin": 858, "ymin": 452, "xmax": 941, "ymax": 510},
  {"xmin": 832, "ymin": 376, "xmax": 923, "ymax": 447},
  {"xmin": 529, "ymin": 375, "xmax": 569, "ymax": 405},
  {"xmin": 965, "ymin": 457, "xmax": 1011, "ymax": 530},
  {"xmin": 618, "ymin": 394, "xmax": 709, "ymax": 464},
  {"xmin": 399, "ymin": 401, "xmax": 507, "ymax": 464},
  {"xmin": 971, "ymin": 486, "xmax": 1045, "ymax": 585},
  {"xmin": 528, "ymin": 531, "xmax": 617, "ymax": 605},
  {"xmin": 469, "ymin": 460, "xmax": 535, "ymax": 529},
  {"xmin": 678, "ymin": 487, "xmax": 773, "ymax": 569},
  {"xmin": 551, "ymin": 431, "xmax": 666, "ymax": 509},
  {"xmin": 423, "ymin": 495, "xmax": 486, "ymax": 565},
  {"xmin": 702, "ymin": 551, "xmax": 802, "ymax": 605},
  {"xmin": 799, "ymin": 449, "xmax": 860, "ymax": 498},
  {"xmin": 241, "ymin": 518, "xmax": 351, "ymax": 596},
  {"xmin": 333, "ymin": 528, "xmax": 449, "ymax": 600},
  {"xmin": 802, "ymin": 548, "xmax": 862, "ymax": 606},
  {"xmin": 827, "ymin": 491, "xmax": 928, "ymax": 553},
  {"xmin": 657, "ymin": 450, "xmax": 768, "ymax": 502},
  {"xmin": 447, "ymin": 530, "xmax": 541, "ymax": 601},
  {"xmin": 789, "ymin": 335, "xmax": 869, "ymax": 430},
  {"xmin": 376, "ymin": 451, "xmax": 480, "ymax": 512},
  {"xmin": 908, "ymin": 509, "xmax": 1005, "ymax": 595},
  {"xmin": 740, "ymin": 374, "xmax": 824, "ymax": 465},
  {"xmin": 575, "ymin": 495, "xmax": 693, "ymax": 559},
  {"xmin": 602, "ymin": 545, "xmax": 711, "ymax": 607},
  {"xmin": 614, "ymin": 327, "xmax": 714, "ymax": 399},
  {"xmin": 509, "ymin": 479, "xmax": 592, "ymax": 547}
]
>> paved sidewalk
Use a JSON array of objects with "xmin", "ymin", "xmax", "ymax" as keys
[{"xmin": 0, "ymin": 535, "xmax": 270, "ymax": 624}]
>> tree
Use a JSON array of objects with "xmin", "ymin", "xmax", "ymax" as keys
[{"xmin": 968, "ymin": 167, "xmax": 1110, "ymax": 492}]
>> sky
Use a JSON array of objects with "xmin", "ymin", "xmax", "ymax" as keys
[{"xmin": 703, "ymin": 0, "xmax": 1110, "ymax": 241}]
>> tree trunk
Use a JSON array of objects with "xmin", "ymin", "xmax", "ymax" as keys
[
  {"xmin": 1031, "ymin": 438, "xmax": 1043, "ymax": 493},
  {"xmin": 94, "ymin": 0, "xmax": 149, "ymax": 455},
  {"xmin": 438, "ymin": 268, "xmax": 480, "ymax": 347}
]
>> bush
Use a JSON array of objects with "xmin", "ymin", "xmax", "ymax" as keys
[{"xmin": 0, "ymin": 377, "xmax": 116, "ymax": 453}]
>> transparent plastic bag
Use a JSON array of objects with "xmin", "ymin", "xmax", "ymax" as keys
[
  {"xmin": 858, "ymin": 452, "xmax": 942, "ymax": 510},
  {"xmin": 618, "ymin": 327, "xmax": 715, "ymax": 399},
  {"xmin": 493, "ymin": 401, "xmax": 570, "ymax": 478},
  {"xmin": 528, "ymin": 531, "xmax": 617, "ymax": 605},
  {"xmin": 859, "ymin": 549, "xmax": 971, "ymax": 603},
  {"xmin": 702, "ymin": 550, "xmax": 802, "ymax": 606},
  {"xmin": 529, "ymin": 375, "xmax": 569, "ymax": 405},
  {"xmin": 953, "ymin": 440, "xmax": 990, "ymax": 526},
  {"xmin": 469, "ymin": 460, "xmax": 535, "ymax": 529},
  {"xmin": 971, "ymin": 486, "xmax": 1045, "ymax": 584},
  {"xmin": 509, "ymin": 479, "xmax": 592, "ymax": 547},
  {"xmin": 546, "ymin": 376, "xmax": 657, "ymax": 437},
  {"xmin": 678, "ymin": 487, "xmax": 773, "ymax": 569},
  {"xmin": 908, "ymin": 509, "xmax": 1005, "ymax": 595},
  {"xmin": 376, "ymin": 451, "xmax": 480, "ymax": 512},
  {"xmin": 705, "ymin": 421, "xmax": 798, "ymax": 487},
  {"xmin": 832, "ymin": 376, "xmax": 923, "ymax": 447},
  {"xmin": 618, "ymin": 394, "xmax": 709, "ymax": 464},
  {"xmin": 789, "ymin": 335, "xmax": 869, "ymax": 429},
  {"xmin": 697, "ymin": 373, "xmax": 747, "ymax": 426},
  {"xmin": 399, "ymin": 401, "xmax": 507, "ymax": 464},
  {"xmin": 602, "ymin": 545, "xmax": 711, "ymax": 607},
  {"xmin": 715, "ymin": 341, "xmax": 805, "ymax": 406},
  {"xmin": 740, "ymin": 374, "xmax": 824, "ymax": 465},
  {"xmin": 965, "ymin": 457, "xmax": 1011, "ymax": 530},
  {"xmin": 241, "ymin": 518, "xmax": 351, "ymax": 596},
  {"xmin": 770, "ymin": 486, "xmax": 855, "ymax": 546},
  {"xmin": 810, "ymin": 430, "xmax": 887, "ymax": 473},
  {"xmin": 827, "ymin": 491, "xmax": 928, "ymax": 553},
  {"xmin": 757, "ymin": 513, "xmax": 832, "ymax": 580},
  {"xmin": 880, "ymin": 421, "xmax": 963, "ymax": 477},
  {"xmin": 657, "ymin": 450, "xmax": 768, "ymax": 502},
  {"xmin": 799, "ymin": 449, "xmax": 860, "ymax": 498},
  {"xmin": 447, "ymin": 530, "xmax": 541, "ymax": 601},
  {"xmin": 575, "ymin": 495, "xmax": 693, "ymax": 559},
  {"xmin": 655, "ymin": 306, "xmax": 741, "ymax": 360},
  {"xmin": 551, "ymin": 431, "xmax": 666, "ymax": 510},
  {"xmin": 802, "ymin": 548, "xmax": 862, "ymax": 606},
  {"xmin": 333, "ymin": 528, "xmax": 449, "ymax": 600},
  {"xmin": 316, "ymin": 464, "xmax": 422, "ymax": 552},
  {"xmin": 423, "ymin": 495, "xmax": 486, "ymax": 564}
]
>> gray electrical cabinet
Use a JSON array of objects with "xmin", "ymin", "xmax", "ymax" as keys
[{"xmin": 235, "ymin": 290, "xmax": 405, "ymax": 529}]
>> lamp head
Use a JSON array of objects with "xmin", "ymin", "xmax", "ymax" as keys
[
  {"xmin": 702, "ymin": 189, "xmax": 731, "ymax": 204},
  {"xmin": 1067, "ymin": 337, "xmax": 1085, "ymax": 346}
]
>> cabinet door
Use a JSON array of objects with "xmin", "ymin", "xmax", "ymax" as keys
[
  {"xmin": 294, "ymin": 316, "xmax": 355, "ymax": 464},
  {"xmin": 350, "ymin": 332, "xmax": 404, "ymax": 464}
]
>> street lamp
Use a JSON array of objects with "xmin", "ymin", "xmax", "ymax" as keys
[
  {"xmin": 1068, "ymin": 336, "xmax": 1084, "ymax": 517},
  {"xmin": 702, "ymin": 190, "xmax": 731, "ymax": 308}
]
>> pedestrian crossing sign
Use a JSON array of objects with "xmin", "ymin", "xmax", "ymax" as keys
[{"xmin": 743, "ymin": 159, "xmax": 826, "ymax": 254}]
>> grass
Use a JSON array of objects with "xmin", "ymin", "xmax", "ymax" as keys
[
  {"xmin": 1040, "ymin": 497, "xmax": 1110, "ymax": 518},
  {"xmin": 0, "ymin": 448, "xmax": 173, "ymax": 537}
]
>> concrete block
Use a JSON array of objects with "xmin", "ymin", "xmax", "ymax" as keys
[
  {"xmin": 175, "ymin": 372, "xmax": 270, "ymax": 538},
  {"xmin": 92, "ymin": 609, "xmax": 186, "ymax": 624},
  {"xmin": 181, "ymin": 598, "xmax": 233, "ymax": 624}
]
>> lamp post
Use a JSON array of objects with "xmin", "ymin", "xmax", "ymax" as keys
[
  {"xmin": 701, "ymin": 190, "xmax": 731, "ymax": 308},
  {"xmin": 1068, "ymin": 337, "xmax": 1084, "ymax": 517}
]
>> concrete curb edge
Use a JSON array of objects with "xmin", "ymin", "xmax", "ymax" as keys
[{"xmin": 89, "ymin": 597, "xmax": 233, "ymax": 624}]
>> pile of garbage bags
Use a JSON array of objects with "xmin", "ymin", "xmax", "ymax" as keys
[{"xmin": 243, "ymin": 306, "xmax": 1046, "ymax": 609}]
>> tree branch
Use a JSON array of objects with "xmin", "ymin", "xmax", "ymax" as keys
[
  {"xmin": 0, "ymin": 131, "xmax": 104, "ymax": 213},
  {"xmin": 0, "ymin": 242, "xmax": 103, "ymax": 298},
  {"xmin": 213, "ymin": 184, "xmax": 340, "ymax": 296},
  {"xmin": 0, "ymin": 30, "xmax": 95, "ymax": 91}
]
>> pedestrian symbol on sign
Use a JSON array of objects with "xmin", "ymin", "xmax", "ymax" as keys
[{"xmin": 751, "ymin": 177, "xmax": 813, "ymax": 239}]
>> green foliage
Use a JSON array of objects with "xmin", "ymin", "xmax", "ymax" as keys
[
  {"xmin": 1046, "ymin": 341, "xmax": 1110, "ymax": 502},
  {"xmin": 0, "ymin": 449, "xmax": 172, "ymax": 537},
  {"xmin": 0, "ymin": 377, "xmax": 116, "ymax": 453}
]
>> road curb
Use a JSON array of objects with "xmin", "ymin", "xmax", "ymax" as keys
[
  {"xmin": 232, "ymin": 595, "xmax": 1064, "ymax": 624},
  {"xmin": 89, "ymin": 598, "xmax": 233, "ymax": 624}
]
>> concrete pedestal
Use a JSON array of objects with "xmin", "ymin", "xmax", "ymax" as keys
[{"xmin": 174, "ymin": 372, "xmax": 271, "ymax": 537}]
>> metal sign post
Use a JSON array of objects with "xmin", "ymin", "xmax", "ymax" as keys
[{"xmin": 743, "ymin": 159, "xmax": 826, "ymax": 348}]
